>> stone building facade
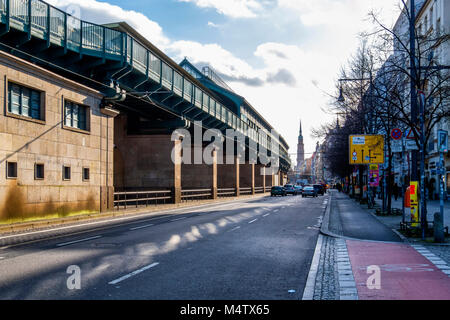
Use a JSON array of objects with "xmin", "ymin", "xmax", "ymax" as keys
[{"xmin": 0, "ymin": 51, "xmax": 114, "ymax": 222}]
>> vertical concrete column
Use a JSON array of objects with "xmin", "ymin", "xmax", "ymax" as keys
[
  {"xmin": 173, "ymin": 137, "xmax": 182, "ymax": 204},
  {"xmin": 235, "ymin": 156, "xmax": 240, "ymax": 197},
  {"xmin": 212, "ymin": 149, "xmax": 218, "ymax": 199}
]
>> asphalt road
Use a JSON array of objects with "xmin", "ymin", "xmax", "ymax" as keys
[{"xmin": 0, "ymin": 194, "xmax": 328, "ymax": 300}]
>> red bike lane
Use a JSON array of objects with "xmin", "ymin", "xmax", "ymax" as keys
[{"xmin": 346, "ymin": 240, "xmax": 450, "ymax": 300}]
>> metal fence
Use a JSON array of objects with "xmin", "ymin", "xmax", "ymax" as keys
[{"xmin": 114, "ymin": 190, "xmax": 172, "ymax": 210}]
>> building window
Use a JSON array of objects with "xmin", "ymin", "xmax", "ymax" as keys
[
  {"xmin": 63, "ymin": 166, "xmax": 71, "ymax": 181},
  {"xmin": 64, "ymin": 101, "xmax": 88, "ymax": 131},
  {"xmin": 83, "ymin": 168, "xmax": 90, "ymax": 181},
  {"xmin": 35, "ymin": 164, "xmax": 44, "ymax": 180},
  {"xmin": 6, "ymin": 162, "xmax": 17, "ymax": 179},
  {"xmin": 8, "ymin": 82, "xmax": 42, "ymax": 120}
]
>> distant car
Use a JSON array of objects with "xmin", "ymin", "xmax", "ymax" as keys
[
  {"xmin": 302, "ymin": 186, "xmax": 318, "ymax": 198},
  {"xmin": 284, "ymin": 184, "xmax": 296, "ymax": 196},
  {"xmin": 294, "ymin": 185, "xmax": 303, "ymax": 195},
  {"xmin": 313, "ymin": 184, "xmax": 325, "ymax": 196},
  {"xmin": 271, "ymin": 186, "xmax": 286, "ymax": 197}
]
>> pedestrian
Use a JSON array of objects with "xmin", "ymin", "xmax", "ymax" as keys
[{"xmin": 393, "ymin": 183, "xmax": 399, "ymax": 201}]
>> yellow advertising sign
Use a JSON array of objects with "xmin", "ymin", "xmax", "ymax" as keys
[
  {"xmin": 410, "ymin": 181, "xmax": 419, "ymax": 227},
  {"xmin": 349, "ymin": 135, "xmax": 385, "ymax": 164}
]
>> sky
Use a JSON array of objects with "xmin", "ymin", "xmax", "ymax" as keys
[{"xmin": 47, "ymin": 0, "xmax": 403, "ymax": 165}]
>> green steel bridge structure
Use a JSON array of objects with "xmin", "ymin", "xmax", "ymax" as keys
[{"xmin": 0, "ymin": 0, "xmax": 291, "ymax": 172}]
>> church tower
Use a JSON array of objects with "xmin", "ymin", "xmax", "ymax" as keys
[{"xmin": 296, "ymin": 120, "xmax": 305, "ymax": 171}]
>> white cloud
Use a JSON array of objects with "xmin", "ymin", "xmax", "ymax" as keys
[
  {"xmin": 207, "ymin": 21, "xmax": 219, "ymax": 28},
  {"xmin": 178, "ymin": 0, "xmax": 263, "ymax": 18},
  {"xmin": 278, "ymin": 0, "xmax": 401, "ymax": 28}
]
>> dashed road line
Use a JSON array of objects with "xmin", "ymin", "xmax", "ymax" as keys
[
  {"xmin": 56, "ymin": 236, "xmax": 102, "ymax": 247},
  {"xmin": 129, "ymin": 224, "xmax": 155, "ymax": 231},
  {"xmin": 263, "ymin": 213, "xmax": 270, "ymax": 217},
  {"xmin": 108, "ymin": 262, "xmax": 160, "ymax": 285},
  {"xmin": 248, "ymin": 219, "xmax": 258, "ymax": 224},
  {"xmin": 229, "ymin": 226, "xmax": 241, "ymax": 232}
]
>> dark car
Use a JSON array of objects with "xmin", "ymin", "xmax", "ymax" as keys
[
  {"xmin": 313, "ymin": 184, "xmax": 325, "ymax": 196},
  {"xmin": 294, "ymin": 185, "xmax": 303, "ymax": 195},
  {"xmin": 284, "ymin": 184, "xmax": 296, "ymax": 196},
  {"xmin": 302, "ymin": 186, "xmax": 318, "ymax": 198},
  {"xmin": 271, "ymin": 186, "xmax": 286, "ymax": 197}
]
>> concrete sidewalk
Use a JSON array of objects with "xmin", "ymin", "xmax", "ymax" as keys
[
  {"xmin": 310, "ymin": 190, "xmax": 450, "ymax": 300},
  {"xmin": 322, "ymin": 191, "xmax": 401, "ymax": 242}
]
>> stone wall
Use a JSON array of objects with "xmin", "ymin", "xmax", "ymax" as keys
[{"xmin": 0, "ymin": 51, "xmax": 113, "ymax": 222}]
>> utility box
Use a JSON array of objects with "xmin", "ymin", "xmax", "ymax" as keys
[{"xmin": 404, "ymin": 186, "xmax": 411, "ymax": 208}]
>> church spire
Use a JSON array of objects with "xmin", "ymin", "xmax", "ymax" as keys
[{"xmin": 299, "ymin": 120, "xmax": 303, "ymax": 137}]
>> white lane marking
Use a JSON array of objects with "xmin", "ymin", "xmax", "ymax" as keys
[
  {"xmin": 171, "ymin": 217, "xmax": 187, "ymax": 222},
  {"xmin": 274, "ymin": 209, "xmax": 279, "ymax": 213},
  {"xmin": 129, "ymin": 224, "xmax": 154, "ymax": 231},
  {"xmin": 263, "ymin": 213, "xmax": 270, "ymax": 217},
  {"xmin": 248, "ymin": 219, "xmax": 258, "ymax": 224},
  {"xmin": 229, "ymin": 226, "xmax": 241, "ymax": 232},
  {"xmin": 0, "ymin": 257, "xmax": 4, "ymax": 260},
  {"xmin": 56, "ymin": 236, "xmax": 102, "ymax": 247},
  {"xmin": 108, "ymin": 262, "xmax": 160, "ymax": 285}
]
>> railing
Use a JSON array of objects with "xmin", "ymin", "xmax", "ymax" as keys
[
  {"xmin": 239, "ymin": 187, "xmax": 252, "ymax": 195},
  {"xmin": 181, "ymin": 189, "xmax": 213, "ymax": 202},
  {"xmin": 254, "ymin": 187, "xmax": 265, "ymax": 194},
  {"xmin": 0, "ymin": 0, "xmax": 290, "ymax": 166},
  {"xmin": 217, "ymin": 188, "xmax": 236, "ymax": 198},
  {"xmin": 114, "ymin": 190, "xmax": 172, "ymax": 210}
]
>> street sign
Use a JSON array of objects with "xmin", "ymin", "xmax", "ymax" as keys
[
  {"xmin": 349, "ymin": 135, "xmax": 385, "ymax": 165},
  {"xmin": 391, "ymin": 140, "xmax": 403, "ymax": 153},
  {"xmin": 405, "ymin": 128, "xmax": 416, "ymax": 140},
  {"xmin": 391, "ymin": 128, "xmax": 403, "ymax": 140},
  {"xmin": 438, "ymin": 130, "xmax": 448, "ymax": 153},
  {"xmin": 369, "ymin": 164, "xmax": 380, "ymax": 187},
  {"xmin": 405, "ymin": 140, "xmax": 419, "ymax": 151}
]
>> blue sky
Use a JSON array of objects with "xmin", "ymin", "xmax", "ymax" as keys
[{"xmin": 48, "ymin": 0, "xmax": 402, "ymax": 164}]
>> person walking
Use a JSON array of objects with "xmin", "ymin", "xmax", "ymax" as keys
[{"xmin": 393, "ymin": 182, "xmax": 399, "ymax": 201}]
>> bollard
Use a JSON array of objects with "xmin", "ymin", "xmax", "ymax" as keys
[{"xmin": 434, "ymin": 212, "xmax": 445, "ymax": 243}]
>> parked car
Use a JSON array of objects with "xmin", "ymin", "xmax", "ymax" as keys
[
  {"xmin": 294, "ymin": 185, "xmax": 303, "ymax": 195},
  {"xmin": 302, "ymin": 186, "xmax": 318, "ymax": 198},
  {"xmin": 313, "ymin": 184, "xmax": 325, "ymax": 196},
  {"xmin": 284, "ymin": 184, "xmax": 296, "ymax": 196},
  {"xmin": 271, "ymin": 186, "xmax": 286, "ymax": 197}
]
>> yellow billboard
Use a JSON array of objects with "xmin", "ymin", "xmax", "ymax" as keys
[
  {"xmin": 349, "ymin": 135, "xmax": 385, "ymax": 165},
  {"xmin": 410, "ymin": 181, "xmax": 419, "ymax": 227}
]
